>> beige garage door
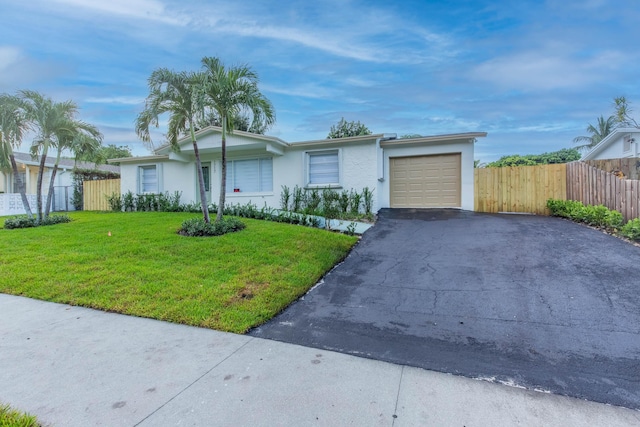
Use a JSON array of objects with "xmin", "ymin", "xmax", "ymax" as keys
[{"xmin": 390, "ymin": 154, "xmax": 461, "ymax": 208}]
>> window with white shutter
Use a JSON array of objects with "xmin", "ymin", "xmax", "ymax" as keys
[
  {"xmin": 226, "ymin": 158, "xmax": 273, "ymax": 193},
  {"xmin": 307, "ymin": 150, "xmax": 340, "ymax": 186},
  {"xmin": 139, "ymin": 165, "xmax": 158, "ymax": 193}
]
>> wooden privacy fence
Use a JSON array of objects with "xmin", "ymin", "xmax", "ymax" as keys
[
  {"xmin": 474, "ymin": 164, "xmax": 567, "ymax": 215},
  {"xmin": 83, "ymin": 179, "xmax": 121, "ymax": 211},
  {"xmin": 566, "ymin": 162, "xmax": 640, "ymax": 221},
  {"xmin": 584, "ymin": 158, "xmax": 640, "ymax": 180}
]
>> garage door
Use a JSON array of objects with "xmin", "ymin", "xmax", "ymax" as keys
[{"xmin": 390, "ymin": 154, "xmax": 461, "ymax": 208}]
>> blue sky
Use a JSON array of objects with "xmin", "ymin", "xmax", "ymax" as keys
[{"xmin": 1, "ymin": 0, "xmax": 639, "ymax": 161}]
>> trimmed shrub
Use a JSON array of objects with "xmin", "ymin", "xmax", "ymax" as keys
[
  {"xmin": 547, "ymin": 199, "xmax": 627, "ymax": 233},
  {"xmin": 178, "ymin": 217, "xmax": 246, "ymax": 237},
  {"xmin": 621, "ymin": 218, "xmax": 640, "ymax": 241},
  {"xmin": 4, "ymin": 214, "xmax": 72, "ymax": 229}
]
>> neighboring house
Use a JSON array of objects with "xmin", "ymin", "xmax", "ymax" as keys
[
  {"xmin": 113, "ymin": 127, "xmax": 486, "ymax": 212},
  {"xmin": 0, "ymin": 152, "xmax": 120, "ymax": 215},
  {"xmin": 581, "ymin": 127, "xmax": 640, "ymax": 160}
]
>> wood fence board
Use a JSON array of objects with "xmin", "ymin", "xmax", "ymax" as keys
[
  {"xmin": 83, "ymin": 179, "xmax": 121, "ymax": 211},
  {"xmin": 474, "ymin": 164, "xmax": 566, "ymax": 215},
  {"xmin": 564, "ymin": 161, "xmax": 640, "ymax": 221}
]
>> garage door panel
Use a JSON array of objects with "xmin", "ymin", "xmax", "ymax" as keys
[{"xmin": 390, "ymin": 154, "xmax": 461, "ymax": 208}]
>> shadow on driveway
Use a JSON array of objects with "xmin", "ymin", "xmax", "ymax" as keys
[{"xmin": 251, "ymin": 209, "xmax": 640, "ymax": 409}]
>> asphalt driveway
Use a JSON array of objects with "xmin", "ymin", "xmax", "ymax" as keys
[{"xmin": 251, "ymin": 209, "xmax": 640, "ymax": 409}]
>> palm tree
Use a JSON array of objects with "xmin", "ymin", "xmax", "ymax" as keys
[
  {"xmin": 573, "ymin": 115, "xmax": 617, "ymax": 152},
  {"xmin": 136, "ymin": 68, "xmax": 211, "ymax": 223},
  {"xmin": 43, "ymin": 120, "xmax": 102, "ymax": 217},
  {"xmin": 19, "ymin": 90, "xmax": 80, "ymax": 221},
  {"xmin": 0, "ymin": 93, "xmax": 33, "ymax": 218},
  {"xmin": 200, "ymin": 57, "xmax": 275, "ymax": 221}
]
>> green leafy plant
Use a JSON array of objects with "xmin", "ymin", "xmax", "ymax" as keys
[
  {"xmin": 547, "ymin": 199, "xmax": 627, "ymax": 233},
  {"xmin": 122, "ymin": 191, "xmax": 135, "ymax": 212},
  {"xmin": 305, "ymin": 188, "xmax": 321, "ymax": 214},
  {"xmin": 107, "ymin": 192, "xmax": 123, "ymax": 212},
  {"xmin": 4, "ymin": 214, "xmax": 71, "ymax": 229},
  {"xmin": 362, "ymin": 187, "xmax": 374, "ymax": 215},
  {"xmin": 280, "ymin": 185, "xmax": 291, "ymax": 211},
  {"xmin": 292, "ymin": 185, "xmax": 304, "ymax": 212},
  {"xmin": 621, "ymin": 218, "xmax": 640, "ymax": 241},
  {"xmin": 0, "ymin": 403, "xmax": 40, "ymax": 427},
  {"xmin": 350, "ymin": 189, "xmax": 362, "ymax": 214},
  {"xmin": 345, "ymin": 222, "xmax": 357, "ymax": 236},
  {"xmin": 178, "ymin": 216, "xmax": 246, "ymax": 237},
  {"xmin": 339, "ymin": 190, "xmax": 350, "ymax": 213}
]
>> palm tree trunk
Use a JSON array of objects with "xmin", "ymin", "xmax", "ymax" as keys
[
  {"xmin": 9, "ymin": 153, "xmax": 34, "ymax": 218},
  {"xmin": 190, "ymin": 124, "xmax": 210, "ymax": 223},
  {"xmin": 216, "ymin": 119, "xmax": 227, "ymax": 222},
  {"xmin": 44, "ymin": 148, "xmax": 62, "ymax": 218},
  {"xmin": 36, "ymin": 142, "xmax": 49, "ymax": 222}
]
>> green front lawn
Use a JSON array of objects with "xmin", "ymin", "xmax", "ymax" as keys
[{"xmin": 0, "ymin": 212, "xmax": 357, "ymax": 333}]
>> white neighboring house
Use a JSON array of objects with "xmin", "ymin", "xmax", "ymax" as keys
[
  {"xmin": 112, "ymin": 127, "xmax": 487, "ymax": 212},
  {"xmin": 581, "ymin": 127, "xmax": 640, "ymax": 160},
  {"xmin": 0, "ymin": 152, "xmax": 120, "ymax": 216}
]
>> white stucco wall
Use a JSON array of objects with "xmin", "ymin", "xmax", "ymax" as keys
[
  {"xmin": 587, "ymin": 132, "xmax": 640, "ymax": 160},
  {"xmin": 119, "ymin": 134, "xmax": 477, "ymax": 213},
  {"xmin": 380, "ymin": 140, "xmax": 475, "ymax": 211}
]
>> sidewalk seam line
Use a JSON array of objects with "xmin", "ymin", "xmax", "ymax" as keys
[
  {"xmin": 392, "ymin": 365, "xmax": 405, "ymax": 427},
  {"xmin": 132, "ymin": 337, "xmax": 255, "ymax": 427}
]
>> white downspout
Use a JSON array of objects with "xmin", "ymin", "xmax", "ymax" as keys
[{"xmin": 376, "ymin": 133, "xmax": 397, "ymax": 182}]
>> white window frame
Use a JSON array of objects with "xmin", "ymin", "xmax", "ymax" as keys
[
  {"xmin": 305, "ymin": 149, "xmax": 342, "ymax": 188},
  {"xmin": 624, "ymin": 135, "xmax": 632, "ymax": 153},
  {"xmin": 225, "ymin": 157, "xmax": 273, "ymax": 195},
  {"xmin": 138, "ymin": 164, "xmax": 162, "ymax": 194}
]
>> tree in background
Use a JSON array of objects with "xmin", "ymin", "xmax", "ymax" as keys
[
  {"xmin": 43, "ymin": 119, "xmax": 102, "ymax": 217},
  {"xmin": 19, "ymin": 90, "xmax": 101, "ymax": 221},
  {"xmin": 200, "ymin": 57, "xmax": 275, "ymax": 222},
  {"xmin": 327, "ymin": 118, "xmax": 371, "ymax": 139},
  {"xmin": 572, "ymin": 115, "xmax": 617, "ymax": 152},
  {"xmin": 77, "ymin": 144, "xmax": 132, "ymax": 166},
  {"xmin": 196, "ymin": 110, "xmax": 269, "ymax": 135},
  {"xmin": 0, "ymin": 93, "xmax": 33, "ymax": 218},
  {"xmin": 614, "ymin": 96, "xmax": 640, "ymax": 128},
  {"xmin": 486, "ymin": 148, "xmax": 581, "ymax": 167},
  {"xmin": 135, "ymin": 68, "xmax": 211, "ymax": 223}
]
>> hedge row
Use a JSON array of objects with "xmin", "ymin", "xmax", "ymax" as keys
[{"xmin": 546, "ymin": 199, "xmax": 640, "ymax": 241}]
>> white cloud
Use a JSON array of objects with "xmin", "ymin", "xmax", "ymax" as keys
[
  {"xmin": 48, "ymin": 0, "xmax": 189, "ymax": 26},
  {"xmin": 85, "ymin": 96, "xmax": 144, "ymax": 105},
  {"xmin": 261, "ymin": 83, "xmax": 341, "ymax": 100},
  {"xmin": 0, "ymin": 46, "xmax": 22, "ymax": 72},
  {"xmin": 472, "ymin": 47, "xmax": 625, "ymax": 91}
]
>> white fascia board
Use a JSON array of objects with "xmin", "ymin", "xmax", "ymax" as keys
[
  {"xmin": 581, "ymin": 128, "xmax": 637, "ymax": 160},
  {"xmin": 109, "ymin": 155, "xmax": 169, "ymax": 164}
]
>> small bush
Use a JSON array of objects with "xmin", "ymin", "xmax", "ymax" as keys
[
  {"xmin": 621, "ymin": 218, "xmax": 640, "ymax": 241},
  {"xmin": 178, "ymin": 217, "xmax": 246, "ymax": 237},
  {"xmin": 107, "ymin": 192, "xmax": 123, "ymax": 211},
  {"xmin": 280, "ymin": 185, "xmax": 291, "ymax": 211},
  {"xmin": 4, "ymin": 214, "xmax": 72, "ymax": 229},
  {"xmin": 547, "ymin": 198, "xmax": 628, "ymax": 234}
]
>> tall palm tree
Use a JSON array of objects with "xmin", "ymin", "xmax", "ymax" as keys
[
  {"xmin": 19, "ymin": 90, "xmax": 80, "ymax": 221},
  {"xmin": 573, "ymin": 115, "xmax": 617, "ymax": 152},
  {"xmin": 200, "ymin": 57, "xmax": 275, "ymax": 221},
  {"xmin": 136, "ymin": 69, "xmax": 211, "ymax": 223},
  {"xmin": 43, "ymin": 120, "xmax": 102, "ymax": 217},
  {"xmin": 0, "ymin": 93, "xmax": 33, "ymax": 218}
]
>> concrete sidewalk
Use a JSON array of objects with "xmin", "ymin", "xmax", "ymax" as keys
[{"xmin": 1, "ymin": 294, "xmax": 638, "ymax": 427}]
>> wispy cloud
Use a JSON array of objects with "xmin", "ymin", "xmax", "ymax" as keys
[
  {"xmin": 48, "ymin": 0, "xmax": 189, "ymax": 26},
  {"xmin": 0, "ymin": 46, "xmax": 21, "ymax": 72},
  {"xmin": 471, "ymin": 48, "xmax": 625, "ymax": 91},
  {"xmin": 85, "ymin": 96, "xmax": 144, "ymax": 105}
]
